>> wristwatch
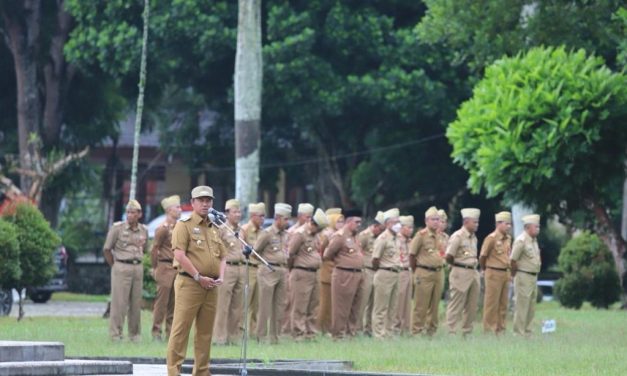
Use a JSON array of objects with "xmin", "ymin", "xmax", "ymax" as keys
[{"xmin": 193, "ymin": 272, "xmax": 200, "ymax": 281}]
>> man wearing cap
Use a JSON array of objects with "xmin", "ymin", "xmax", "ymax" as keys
[
  {"xmin": 445, "ymin": 208, "xmax": 481, "ymax": 336},
  {"xmin": 371, "ymin": 208, "xmax": 402, "ymax": 339},
  {"xmin": 166, "ymin": 186, "xmax": 227, "ymax": 376},
  {"xmin": 254, "ymin": 203, "xmax": 292, "ymax": 343},
  {"xmin": 241, "ymin": 202, "xmax": 265, "ymax": 337},
  {"xmin": 288, "ymin": 203, "xmax": 314, "ymax": 233},
  {"xmin": 287, "ymin": 208, "xmax": 328, "ymax": 339},
  {"xmin": 479, "ymin": 211, "xmax": 513, "ymax": 334},
  {"xmin": 395, "ymin": 215, "xmax": 414, "ymax": 335},
  {"xmin": 357, "ymin": 211, "xmax": 385, "ymax": 336},
  {"xmin": 213, "ymin": 199, "xmax": 245, "ymax": 345},
  {"xmin": 318, "ymin": 208, "xmax": 343, "ymax": 334},
  {"xmin": 103, "ymin": 199, "xmax": 148, "ymax": 341},
  {"xmin": 323, "ymin": 209, "xmax": 364, "ymax": 339},
  {"xmin": 410, "ymin": 206, "xmax": 445, "ymax": 336},
  {"xmin": 437, "ymin": 209, "xmax": 449, "ymax": 257},
  {"xmin": 151, "ymin": 195, "xmax": 181, "ymax": 341},
  {"xmin": 511, "ymin": 214, "xmax": 542, "ymax": 337}
]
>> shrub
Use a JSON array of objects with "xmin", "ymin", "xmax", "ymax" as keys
[{"xmin": 0, "ymin": 219, "xmax": 21, "ymax": 287}]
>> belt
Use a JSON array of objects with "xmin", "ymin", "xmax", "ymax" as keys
[
  {"xmin": 179, "ymin": 272, "xmax": 218, "ymax": 280},
  {"xmin": 293, "ymin": 266, "xmax": 318, "ymax": 273},
  {"xmin": 226, "ymin": 261, "xmax": 245, "ymax": 266},
  {"xmin": 518, "ymin": 270, "xmax": 538, "ymax": 276},
  {"xmin": 453, "ymin": 263, "xmax": 477, "ymax": 270},
  {"xmin": 487, "ymin": 266, "xmax": 509, "ymax": 272},
  {"xmin": 159, "ymin": 259, "xmax": 173, "ymax": 263},
  {"xmin": 364, "ymin": 266, "xmax": 375, "ymax": 271},
  {"xmin": 401, "ymin": 267, "xmax": 411, "ymax": 271},
  {"xmin": 249, "ymin": 264, "xmax": 259, "ymax": 268},
  {"xmin": 267, "ymin": 262, "xmax": 286, "ymax": 268},
  {"xmin": 379, "ymin": 267, "xmax": 400, "ymax": 273},
  {"xmin": 116, "ymin": 259, "xmax": 142, "ymax": 265},
  {"xmin": 336, "ymin": 266, "xmax": 362, "ymax": 273},
  {"xmin": 417, "ymin": 264, "xmax": 443, "ymax": 272}
]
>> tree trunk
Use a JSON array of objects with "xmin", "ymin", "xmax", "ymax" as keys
[
  {"xmin": 588, "ymin": 197, "xmax": 626, "ymax": 291},
  {"xmin": 2, "ymin": 0, "xmax": 42, "ymax": 193},
  {"xmin": 234, "ymin": 0, "xmax": 262, "ymax": 216}
]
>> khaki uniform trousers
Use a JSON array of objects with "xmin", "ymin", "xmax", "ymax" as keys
[
  {"xmin": 317, "ymin": 260, "xmax": 334, "ymax": 334},
  {"xmin": 331, "ymin": 268, "xmax": 363, "ymax": 338},
  {"xmin": 372, "ymin": 269, "xmax": 399, "ymax": 339},
  {"xmin": 395, "ymin": 270, "xmax": 413, "ymax": 335},
  {"xmin": 213, "ymin": 264, "xmax": 246, "ymax": 344},
  {"xmin": 247, "ymin": 265, "xmax": 259, "ymax": 337},
  {"xmin": 513, "ymin": 272, "xmax": 537, "ymax": 336},
  {"xmin": 483, "ymin": 268, "xmax": 510, "ymax": 334},
  {"xmin": 110, "ymin": 262, "xmax": 143, "ymax": 341},
  {"xmin": 446, "ymin": 267, "xmax": 480, "ymax": 335},
  {"xmin": 256, "ymin": 266, "xmax": 287, "ymax": 343},
  {"xmin": 290, "ymin": 268, "xmax": 319, "ymax": 338},
  {"xmin": 412, "ymin": 268, "xmax": 444, "ymax": 335},
  {"xmin": 166, "ymin": 275, "xmax": 218, "ymax": 376},
  {"xmin": 357, "ymin": 267, "xmax": 375, "ymax": 334},
  {"xmin": 280, "ymin": 272, "xmax": 293, "ymax": 335},
  {"xmin": 152, "ymin": 262, "xmax": 177, "ymax": 339}
]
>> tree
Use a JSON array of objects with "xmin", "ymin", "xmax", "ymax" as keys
[
  {"xmin": 0, "ymin": 218, "xmax": 20, "ymax": 290},
  {"xmin": 447, "ymin": 46, "xmax": 627, "ymax": 286}
]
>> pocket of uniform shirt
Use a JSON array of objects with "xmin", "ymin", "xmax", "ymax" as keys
[{"xmin": 190, "ymin": 235, "xmax": 204, "ymax": 248}]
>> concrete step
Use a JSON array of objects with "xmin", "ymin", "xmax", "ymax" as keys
[
  {"xmin": 0, "ymin": 341, "xmax": 64, "ymax": 362},
  {"xmin": 0, "ymin": 359, "xmax": 132, "ymax": 376}
]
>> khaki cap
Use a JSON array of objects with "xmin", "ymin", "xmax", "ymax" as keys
[
  {"xmin": 126, "ymin": 199, "xmax": 142, "ymax": 211},
  {"xmin": 160, "ymin": 195, "xmax": 180, "ymax": 210},
  {"xmin": 522, "ymin": 214, "xmax": 540, "ymax": 225},
  {"xmin": 374, "ymin": 211, "xmax": 385, "ymax": 225},
  {"xmin": 191, "ymin": 185, "xmax": 214, "ymax": 199},
  {"xmin": 461, "ymin": 208, "xmax": 481, "ymax": 219},
  {"xmin": 495, "ymin": 211, "xmax": 512, "ymax": 222},
  {"xmin": 325, "ymin": 208, "xmax": 342, "ymax": 216},
  {"xmin": 248, "ymin": 202, "xmax": 266, "ymax": 215},
  {"xmin": 383, "ymin": 208, "xmax": 400, "ymax": 221},
  {"xmin": 274, "ymin": 203, "xmax": 292, "ymax": 217},
  {"xmin": 400, "ymin": 215, "xmax": 414, "ymax": 227},
  {"xmin": 298, "ymin": 203, "xmax": 315, "ymax": 215},
  {"xmin": 438, "ymin": 209, "xmax": 448, "ymax": 221},
  {"xmin": 225, "ymin": 199, "xmax": 240, "ymax": 211},
  {"xmin": 425, "ymin": 206, "xmax": 439, "ymax": 218},
  {"xmin": 312, "ymin": 208, "xmax": 329, "ymax": 228}
]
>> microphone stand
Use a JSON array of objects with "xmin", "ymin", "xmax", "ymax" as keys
[{"xmin": 209, "ymin": 213, "xmax": 274, "ymax": 376}]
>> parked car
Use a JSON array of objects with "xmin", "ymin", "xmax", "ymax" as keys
[
  {"xmin": 0, "ymin": 288, "xmax": 12, "ymax": 316},
  {"xmin": 26, "ymin": 246, "xmax": 69, "ymax": 303},
  {"xmin": 537, "ymin": 279, "xmax": 556, "ymax": 302}
]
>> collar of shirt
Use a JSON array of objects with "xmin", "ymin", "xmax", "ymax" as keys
[
  {"xmin": 124, "ymin": 222, "xmax": 141, "ymax": 232},
  {"xmin": 191, "ymin": 212, "xmax": 211, "ymax": 226},
  {"xmin": 494, "ymin": 230, "xmax": 510, "ymax": 242},
  {"xmin": 460, "ymin": 226, "xmax": 474, "ymax": 239},
  {"xmin": 522, "ymin": 231, "xmax": 536, "ymax": 243}
]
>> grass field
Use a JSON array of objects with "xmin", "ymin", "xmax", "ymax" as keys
[{"xmin": 1, "ymin": 298, "xmax": 626, "ymax": 376}]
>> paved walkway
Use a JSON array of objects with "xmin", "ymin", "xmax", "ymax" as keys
[{"xmin": 8, "ymin": 300, "xmax": 107, "ymax": 318}]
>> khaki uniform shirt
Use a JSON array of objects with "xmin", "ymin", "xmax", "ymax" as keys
[
  {"xmin": 241, "ymin": 221, "xmax": 261, "ymax": 264},
  {"xmin": 510, "ymin": 232, "xmax": 541, "ymax": 273},
  {"xmin": 358, "ymin": 227, "xmax": 377, "ymax": 268},
  {"xmin": 288, "ymin": 226, "xmax": 322, "ymax": 269},
  {"xmin": 287, "ymin": 221, "xmax": 306, "ymax": 234},
  {"xmin": 171, "ymin": 212, "xmax": 227, "ymax": 277},
  {"xmin": 151, "ymin": 221, "xmax": 175, "ymax": 268},
  {"xmin": 104, "ymin": 221, "xmax": 148, "ymax": 262},
  {"xmin": 438, "ymin": 232, "xmax": 449, "ymax": 257},
  {"xmin": 480, "ymin": 230, "xmax": 512, "ymax": 269},
  {"xmin": 410, "ymin": 228, "xmax": 444, "ymax": 268},
  {"xmin": 220, "ymin": 222, "xmax": 244, "ymax": 262},
  {"xmin": 255, "ymin": 225, "xmax": 288, "ymax": 266},
  {"xmin": 397, "ymin": 233, "xmax": 411, "ymax": 269},
  {"xmin": 373, "ymin": 229, "xmax": 402, "ymax": 269},
  {"xmin": 323, "ymin": 228, "xmax": 363, "ymax": 269},
  {"xmin": 446, "ymin": 227, "xmax": 478, "ymax": 267}
]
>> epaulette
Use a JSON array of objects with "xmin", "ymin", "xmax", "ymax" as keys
[
  {"xmin": 180, "ymin": 217, "xmax": 191, "ymax": 222},
  {"xmin": 113, "ymin": 221, "xmax": 123, "ymax": 226},
  {"xmin": 418, "ymin": 228, "xmax": 428, "ymax": 235}
]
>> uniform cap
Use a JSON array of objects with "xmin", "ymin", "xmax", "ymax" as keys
[
  {"xmin": 495, "ymin": 211, "xmax": 512, "ymax": 222},
  {"xmin": 274, "ymin": 203, "xmax": 292, "ymax": 217},
  {"xmin": 400, "ymin": 215, "xmax": 414, "ymax": 227},
  {"xmin": 126, "ymin": 199, "xmax": 142, "ymax": 211},
  {"xmin": 312, "ymin": 208, "xmax": 329, "ymax": 228},
  {"xmin": 461, "ymin": 208, "xmax": 481, "ymax": 219},
  {"xmin": 191, "ymin": 185, "xmax": 214, "ymax": 199},
  {"xmin": 425, "ymin": 206, "xmax": 439, "ymax": 218},
  {"xmin": 374, "ymin": 211, "xmax": 385, "ymax": 225},
  {"xmin": 328, "ymin": 213, "xmax": 344, "ymax": 229},
  {"xmin": 522, "ymin": 214, "xmax": 540, "ymax": 225},
  {"xmin": 344, "ymin": 208, "xmax": 362, "ymax": 218},
  {"xmin": 297, "ymin": 203, "xmax": 315, "ymax": 215},
  {"xmin": 383, "ymin": 208, "xmax": 400, "ymax": 221},
  {"xmin": 225, "ymin": 199, "xmax": 240, "ymax": 211},
  {"xmin": 160, "ymin": 195, "xmax": 180, "ymax": 210},
  {"xmin": 438, "ymin": 209, "xmax": 448, "ymax": 221},
  {"xmin": 325, "ymin": 208, "xmax": 342, "ymax": 216}
]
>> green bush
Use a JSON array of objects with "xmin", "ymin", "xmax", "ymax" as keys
[
  {"xmin": 0, "ymin": 219, "xmax": 21, "ymax": 287},
  {"xmin": 555, "ymin": 232, "xmax": 621, "ymax": 309}
]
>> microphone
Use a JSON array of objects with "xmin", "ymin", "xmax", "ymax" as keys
[{"xmin": 209, "ymin": 208, "xmax": 227, "ymax": 222}]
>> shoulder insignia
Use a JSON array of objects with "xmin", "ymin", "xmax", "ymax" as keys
[
  {"xmin": 113, "ymin": 221, "xmax": 123, "ymax": 226},
  {"xmin": 180, "ymin": 217, "xmax": 191, "ymax": 222}
]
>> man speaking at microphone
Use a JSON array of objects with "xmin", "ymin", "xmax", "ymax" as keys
[{"xmin": 167, "ymin": 185, "xmax": 227, "ymax": 376}]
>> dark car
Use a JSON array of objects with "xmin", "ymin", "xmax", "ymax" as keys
[
  {"xmin": 0, "ymin": 289, "xmax": 11, "ymax": 316},
  {"xmin": 26, "ymin": 246, "xmax": 69, "ymax": 303}
]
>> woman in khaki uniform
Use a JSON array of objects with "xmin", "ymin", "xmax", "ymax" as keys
[
  {"xmin": 395, "ymin": 215, "xmax": 414, "ymax": 335},
  {"xmin": 317, "ymin": 209, "xmax": 344, "ymax": 334}
]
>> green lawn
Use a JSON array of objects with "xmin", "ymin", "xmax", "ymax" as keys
[
  {"xmin": 1, "ymin": 300, "xmax": 626, "ymax": 376},
  {"xmin": 50, "ymin": 292, "xmax": 109, "ymax": 303}
]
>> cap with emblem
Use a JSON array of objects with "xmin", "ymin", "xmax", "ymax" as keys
[
  {"xmin": 425, "ymin": 206, "xmax": 439, "ymax": 219},
  {"xmin": 374, "ymin": 211, "xmax": 385, "ymax": 225},
  {"xmin": 495, "ymin": 211, "xmax": 512, "ymax": 223},
  {"xmin": 274, "ymin": 203, "xmax": 292, "ymax": 217},
  {"xmin": 522, "ymin": 214, "xmax": 540, "ymax": 225},
  {"xmin": 438, "ymin": 209, "xmax": 448, "ymax": 221},
  {"xmin": 249, "ymin": 202, "xmax": 266, "ymax": 216},
  {"xmin": 461, "ymin": 208, "xmax": 481, "ymax": 219},
  {"xmin": 400, "ymin": 215, "xmax": 414, "ymax": 227},
  {"xmin": 325, "ymin": 208, "xmax": 342, "ymax": 216},
  {"xmin": 312, "ymin": 208, "xmax": 329, "ymax": 228},
  {"xmin": 383, "ymin": 208, "xmax": 400, "ymax": 222},
  {"xmin": 191, "ymin": 185, "xmax": 214, "ymax": 199},
  {"xmin": 126, "ymin": 199, "xmax": 142, "ymax": 211},
  {"xmin": 297, "ymin": 203, "xmax": 315, "ymax": 215},
  {"xmin": 344, "ymin": 208, "xmax": 362, "ymax": 218},
  {"xmin": 160, "ymin": 195, "xmax": 180, "ymax": 210},
  {"xmin": 225, "ymin": 199, "xmax": 240, "ymax": 211}
]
